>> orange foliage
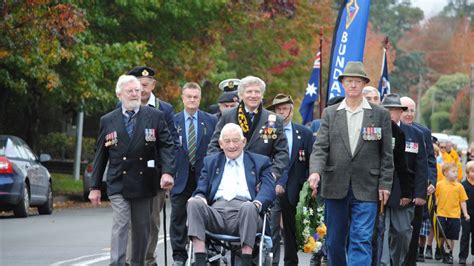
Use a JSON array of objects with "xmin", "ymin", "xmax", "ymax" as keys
[
  {"xmin": 399, "ymin": 16, "xmax": 474, "ymax": 81},
  {"xmin": 363, "ymin": 23, "xmax": 397, "ymax": 88}
]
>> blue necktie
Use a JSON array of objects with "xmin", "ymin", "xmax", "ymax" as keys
[
  {"xmin": 125, "ymin": 110, "xmax": 135, "ymax": 137},
  {"xmin": 247, "ymin": 112, "xmax": 255, "ymax": 122}
]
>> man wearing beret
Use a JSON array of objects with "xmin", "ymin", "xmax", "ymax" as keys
[
  {"xmin": 127, "ymin": 66, "xmax": 179, "ymax": 266},
  {"xmin": 215, "ymin": 91, "xmax": 239, "ymax": 120},
  {"xmin": 267, "ymin": 93, "xmax": 313, "ymax": 265},
  {"xmin": 208, "ymin": 75, "xmax": 289, "ymax": 183},
  {"xmin": 308, "ymin": 61, "xmax": 394, "ymax": 266}
]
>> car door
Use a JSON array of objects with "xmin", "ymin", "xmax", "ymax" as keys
[{"xmin": 18, "ymin": 141, "xmax": 46, "ymax": 203}]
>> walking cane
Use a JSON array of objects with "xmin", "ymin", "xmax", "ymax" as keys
[{"xmin": 163, "ymin": 196, "xmax": 168, "ymax": 266}]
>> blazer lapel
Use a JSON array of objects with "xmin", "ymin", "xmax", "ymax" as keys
[
  {"xmin": 211, "ymin": 154, "xmax": 227, "ymax": 199},
  {"xmin": 243, "ymin": 153, "xmax": 257, "ymax": 199},
  {"xmin": 247, "ymin": 110, "xmax": 268, "ymax": 149},
  {"xmin": 289, "ymin": 125, "xmax": 300, "ymax": 168},
  {"xmin": 196, "ymin": 110, "xmax": 204, "ymax": 150},
  {"xmin": 176, "ymin": 112, "xmax": 188, "ymax": 153},
  {"xmin": 352, "ymin": 108, "xmax": 373, "ymax": 158},
  {"xmin": 335, "ymin": 109, "xmax": 352, "ymax": 157}
]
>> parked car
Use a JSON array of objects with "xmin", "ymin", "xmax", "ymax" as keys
[
  {"xmin": 450, "ymin": 135, "xmax": 469, "ymax": 154},
  {"xmin": 82, "ymin": 162, "xmax": 107, "ymax": 201},
  {"xmin": 0, "ymin": 135, "xmax": 53, "ymax": 217},
  {"xmin": 432, "ymin": 132, "xmax": 450, "ymax": 143}
]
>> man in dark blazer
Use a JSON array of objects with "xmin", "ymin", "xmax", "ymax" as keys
[
  {"xmin": 187, "ymin": 123, "xmax": 276, "ymax": 266},
  {"xmin": 170, "ymin": 82, "xmax": 218, "ymax": 266},
  {"xmin": 308, "ymin": 62, "xmax": 394, "ymax": 266},
  {"xmin": 89, "ymin": 75, "xmax": 175, "ymax": 266},
  {"xmin": 266, "ymin": 93, "xmax": 313, "ymax": 265},
  {"xmin": 208, "ymin": 75, "xmax": 289, "ymax": 182},
  {"xmin": 126, "ymin": 66, "xmax": 179, "ymax": 265},
  {"xmin": 381, "ymin": 94, "xmax": 428, "ymax": 266},
  {"xmin": 400, "ymin": 96, "xmax": 435, "ymax": 265}
]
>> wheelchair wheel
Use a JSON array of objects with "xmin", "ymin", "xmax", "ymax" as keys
[{"xmin": 263, "ymin": 252, "xmax": 272, "ymax": 266}]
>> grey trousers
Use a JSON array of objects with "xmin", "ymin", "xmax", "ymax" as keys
[
  {"xmin": 145, "ymin": 189, "xmax": 167, "ymax": 264},
  {"xmin": 187, "ymin": 197, "xmax": 262, "ymax": 248},
  {"xmin": 109, "ymin": 194, "xmax": 152, "ymax": 266},
  {"xmin": 380, "ymin": 205, "xmax": 415, "ymax": 266},
  {"xmin": 125, "ymin": 189, "xmax": 167, "ymax": 265}
]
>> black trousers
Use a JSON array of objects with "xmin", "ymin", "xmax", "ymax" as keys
[
  {"xmin": 170, "ymin": 168, "xmax": 197, "ymax": 262},
  {"xmin": 459, "ymin": 217, "xmax": 474, "ymax": 259},
  {"xmin": 404, "ymin": 205, "xmax": 423, "ymax": 266},
  {"xmin": 271, "ymin": 196, "xmax": 299, "ymax": 265}
]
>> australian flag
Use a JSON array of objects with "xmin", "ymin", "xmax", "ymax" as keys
[
  {"xmin": 378, "ymin": 47, "xmax": 390, "ymax": 100},
  {"xmin": 299, "ymin": 50, "xmax": 321, "ymax": 125}
]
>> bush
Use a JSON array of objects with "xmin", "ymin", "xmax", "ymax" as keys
[{"xmin": 38, "ymin": 132, "xmax": 95, "ymax": 161}]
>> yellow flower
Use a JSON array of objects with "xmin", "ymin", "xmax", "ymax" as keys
[
  {"xmin": 316, "ymin": 224, "xmax": 327, "ymax": 238},
  {"xmin": 303, "ymin": 236, "xmax": 316, "ymax": 253}
]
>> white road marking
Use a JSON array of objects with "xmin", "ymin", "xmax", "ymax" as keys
[
  {"xmin": 51, "ymin": 236, "xmax": 170, "ymax": 266},
  {"xmin": 50, "ymin": 253, "xmax": 109, "ymax": 266}
]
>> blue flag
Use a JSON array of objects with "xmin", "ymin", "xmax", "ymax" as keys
[
  {"xmin": 326, "ymin": 0, "xmax": 371, "ymax": 101},
  {"xmin": 300, "ymin": 50, "xmax": 321, "ymax": 125},
  {"xmin": 378, "ymin": 48, "xmax": 390, "ymax": 100}
]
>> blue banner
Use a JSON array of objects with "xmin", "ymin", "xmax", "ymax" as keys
[
  {"xmin": 326, "ymin": 0, "xmax": 371, "ymax": 101},
  {"xmin": 378, "ymin": 48, "xmax": 390, "ymax": 100},
  {"xmin": 299, "ymin": 50, "xmax": 321, "ymax": 125}
]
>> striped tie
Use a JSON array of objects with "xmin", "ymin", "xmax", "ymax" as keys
[
  {"xmin": 187, "ymin": 116, "xmax": 197, "ymax": 166},
  {"xmin": 125, "ymin": 110, "xmax": 135, "ymax": 137}
]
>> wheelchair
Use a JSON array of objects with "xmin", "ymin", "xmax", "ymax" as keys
[{"xmin": 187, "ymin": 209, "xmax": 273, "ymax": 266}]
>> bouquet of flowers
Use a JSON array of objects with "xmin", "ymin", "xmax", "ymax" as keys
[{"xmin": 295, "ymin": 182, "xmax": 326, "ymax": 255}]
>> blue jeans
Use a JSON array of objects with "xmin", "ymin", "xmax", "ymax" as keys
[{"xmin": 325, "ymin": 189, "xmax": 377, "ymax": 266}]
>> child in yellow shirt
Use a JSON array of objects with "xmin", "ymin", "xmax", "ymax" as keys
[{"xmin": 436, "ymin": 162, "xmax": 470, "ymax": 264}]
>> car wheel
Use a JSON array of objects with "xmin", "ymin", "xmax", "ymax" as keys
[
  {"xmin": 13, "ymin": 183, "xmax": 30, "ymax": 218},
  {"xmin": 38, "ymin": 182, "xmax": 53, "ymax": 215}
]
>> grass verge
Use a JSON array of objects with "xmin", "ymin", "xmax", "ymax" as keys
[{"xmin": 51, "ymin": 173, "xmax": 83, "ymax": 195}]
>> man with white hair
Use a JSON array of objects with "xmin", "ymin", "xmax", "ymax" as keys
[
  {"xmin": 187, "ymin": 123, "xmax": 276, "ymax": 266},
  {"xmin": 208, "ymin": 75, "xmax": 289, "ymax": 182},
  {"xmin": 400, "ymin": 96, "xmax": 437, "ymax": 265},
  {"xmin": 89, "ymin": 75, "xmax": 175, "ymax": 265}
]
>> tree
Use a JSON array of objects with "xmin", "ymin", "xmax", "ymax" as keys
[
  {"xmin": 0, "ymin": 1, "xmax": 151, "ymax": 148},
  {"xmin": 420, "ymin": 73, "xmax": 469, "ymax": 131}
]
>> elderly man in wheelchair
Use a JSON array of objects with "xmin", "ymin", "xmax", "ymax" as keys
[{"xmin": 186, "ymin": 123, "xmax": 276, "ymax": 266}]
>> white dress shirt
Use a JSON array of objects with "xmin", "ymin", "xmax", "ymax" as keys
[{"xmin": 214, "ymin": 152, "xmax": 251, "ymax": 201}]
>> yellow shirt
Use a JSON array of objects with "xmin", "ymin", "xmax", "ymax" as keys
[
  {"xmin": 439, "ymin": 152, "xmax": 463, "ymax": 181},
  {"xmin": 436, "ymin": 179, "xmax": 468, "ymax": 218},
  {"xmin": 437, "ymin": 163, "xmax": 445, "ymax": 182}
]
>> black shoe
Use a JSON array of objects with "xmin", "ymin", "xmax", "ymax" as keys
[
  {"xmin": 417, "ymin": 246, "xmax": 425, "ymax": 262},
  {"xmin": 442, "ymin": 253, "xmax": 453, "ymax": 264},
  {"xmin": 435, "ymin": 247, "xmax": 442, "ymax": 260},
  {"xmin": 425, "ymin": 246, "xmax": 433, "ymax": 259},
  {"xmin": 460, "ymin": 257, "xmax": 467, "ymax": 264}
]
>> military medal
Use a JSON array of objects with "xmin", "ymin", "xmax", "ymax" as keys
[
  {"xmin": 145, "ymin": 128, "xmax": 156, "ymax": 142},
  {"xmin": 111, "ymin": 131, "xmax": 118, "ymax": 145}
]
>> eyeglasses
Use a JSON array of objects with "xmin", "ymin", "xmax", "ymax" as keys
[
  {"xmin": 122, "ymin": 88, "xmax": 142, "ymax": 95},
  {"xmin": 403, "ymin": 109, "xmax": 416, "ymax": 114},
  {"xmin": 439, "ymin": 146, "xmax": 446, "ymax": 149}
]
